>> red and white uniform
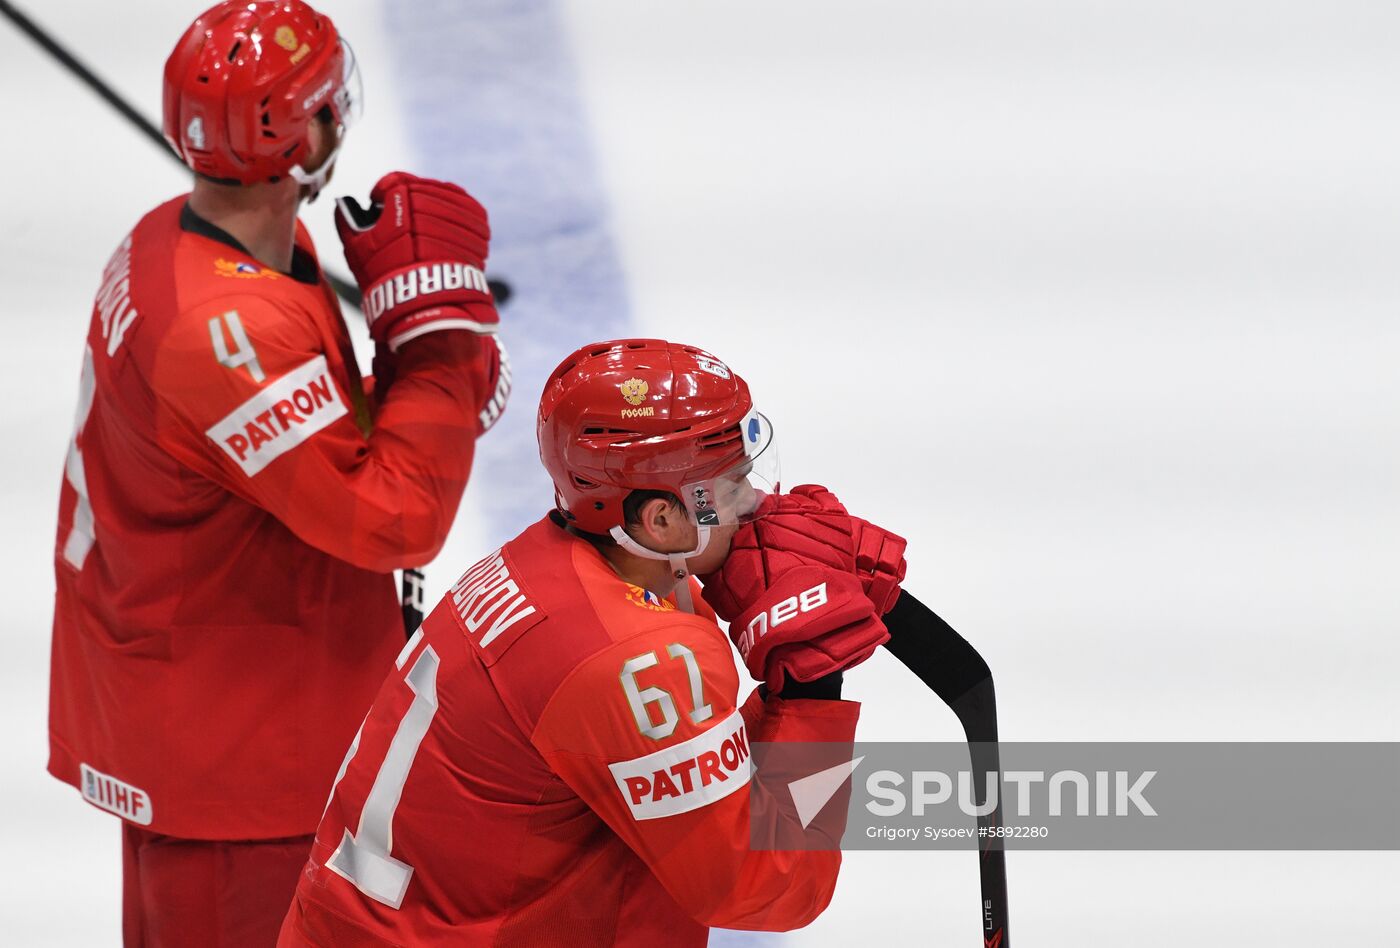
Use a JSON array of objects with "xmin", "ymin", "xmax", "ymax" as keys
[
  {"xmin": 49, "ymin": 196, "xmax": 482, "ymax": 841},
  {"xmin": 280, "ymin": 514, "xmax": 860, "ymax": 947}
]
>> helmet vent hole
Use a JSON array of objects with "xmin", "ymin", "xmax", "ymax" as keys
[
  {"xmin": 571, "ymin": 475, "xmax": 600, "ymax": 490},
  {"xmin": 227, "ymin": 40, "xmax": 242, "ymax": 62},
  {"xmin": 196, "ymin": 75, "xmax": 209, "ymax": 84},
  {"xmin": 282, "ymin": 145, "xmax": 298, "ymax": 158},
  {"xmin": 699, "ymin": 425, "xmax": 743, "ymax": 450}
]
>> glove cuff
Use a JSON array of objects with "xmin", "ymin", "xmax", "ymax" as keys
[
  {"xmin": 365, "ymin": 261, "xmax": 497, "ymax": 344},
  {"xmin": 476, "ymin": 336, "xmax": 512, "ymax": 434},
  {"xmin": 385, "ymin": 304, "xmax": 499, "ymax": 353}
]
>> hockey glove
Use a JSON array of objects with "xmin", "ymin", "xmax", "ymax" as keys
[
  {"xmin": 704, "ymin": 484, "xmax": 908, "ymax": 618},
  {"xmin": 336, "ymin": 172, "xmax": 498, "ymax": 351},
  {"xmin": 712, "ymin": 564, "xmax": 889, "ymax": 693},
  {"xmin": 474, "ymin": 334, "xmax": 511, "ymax": 434},
  {"xmin": 374, "ymin": 332, "xmax": 511, "ymax": 437}
]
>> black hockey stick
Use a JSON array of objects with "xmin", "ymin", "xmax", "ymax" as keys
[
  {"xmin": 881, "ymin": 590, "xmax": 1010, "ymax": 948},
  {"xmin": 401, "ymin": 567, "xmax": 427, "ymax": 635}
]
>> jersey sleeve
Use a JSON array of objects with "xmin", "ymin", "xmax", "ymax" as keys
[
  {"xmin": 532, "ymin": 619, "xmax": 860, "ymax": 931},
  {"xmin": 151, "ymin": 293, "xmax": 480, "ymax": 572}
]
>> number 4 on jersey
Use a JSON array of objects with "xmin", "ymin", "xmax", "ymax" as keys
[{"xmin": 209, "ymin": 310, "xmax": 266, "ymax": 382}]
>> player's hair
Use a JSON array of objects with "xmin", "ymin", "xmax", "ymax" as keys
[{"xmin": 570, "ymin": 489, "xmax": 680, "ymax": 548}]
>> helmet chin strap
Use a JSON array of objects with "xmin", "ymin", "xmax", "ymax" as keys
[
  {"xmin": 607, "ymin": 525, "xmax": 711, "ymax": 614},
  {"xmin": 289, "ymin": 145, "xmax": 341, "ymax": 203}
]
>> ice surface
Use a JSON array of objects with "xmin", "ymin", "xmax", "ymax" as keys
[{"xmin": 2, "ymin": 1, "xmax": 1396, "ymax": 944}]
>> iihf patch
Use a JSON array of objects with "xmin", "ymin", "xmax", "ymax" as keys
[{"xmin": 79, "ymin": 763, "xmax": 153, "ymax": 825}]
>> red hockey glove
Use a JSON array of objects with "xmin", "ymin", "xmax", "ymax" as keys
[
  {"xmin": 473, "ymin": 334, "xmax": 511, "ymax": 434},
  {"xmin": 378, "ymin": 332, "xmax": 511, "ymax": 437},
  {"xmin": 712, "ymin": 564, "xmax": 889, "ymax": 692},
  {"xmin": 336, "ymin": 172, "xmax": 498, "ymax": 351},
  {"xmin": 704, "ymin": 484, "xmax": 908, "ymax": 618}
]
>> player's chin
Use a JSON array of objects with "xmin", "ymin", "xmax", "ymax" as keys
[{"xmin": 691, "ymin": 523, "xmax": 739, "ymax": 575}]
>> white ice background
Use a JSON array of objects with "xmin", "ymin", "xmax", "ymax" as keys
[{"xmin": 1, "ymin": 1, "xmax": 1396, "ymax": 945}]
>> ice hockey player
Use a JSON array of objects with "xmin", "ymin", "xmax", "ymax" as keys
[
  {"xmin": 277, "ymin": 340, "xmax": 907, "ymax": 946},
  {"xmin": 47, "ymin": 1, "xmax": 509, "ymax": 943}
]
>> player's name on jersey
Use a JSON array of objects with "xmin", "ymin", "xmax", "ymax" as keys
[
  {"xmin": 450, "ymin": 550, "xmax": 541, "ymax": 654},
  {"xmin": 95, "ymin": 234, "xmax": 139, "ymax": 357}
]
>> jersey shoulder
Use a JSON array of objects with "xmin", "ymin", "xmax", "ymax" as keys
[
  {"xmin": 156, "ymin": 288, "xmax": 320, "ymax": 380},
  {"xmin": 437, "ymin": 518, "xmax": 735, "ymax": 740},
  {"xmin": 147, "ymin": 287, "xmax": 343, "ymax": 479},
  {"xmin": 530, "ymin": 543, "xmax": 739, "ymax": 759},
  {"xmin": 115, "ymin": 197, "xmax": 323, "ymax": 372}
]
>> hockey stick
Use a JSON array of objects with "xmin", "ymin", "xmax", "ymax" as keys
[{"xmin": 881, "ymin": 590, "xmax": 1010, "ymax": 948}]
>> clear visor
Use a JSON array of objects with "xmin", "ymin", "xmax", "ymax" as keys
[
  {"xmin": 681, "ymin": 409, "xmax": 780, "ymax": 527},
  {"xmin": 332, "ymin": 39, "xmax": 364, "ymax": 131},
  {"xmin": 292, "ymin": 39, "xmax": 362, "ymax": 199}
]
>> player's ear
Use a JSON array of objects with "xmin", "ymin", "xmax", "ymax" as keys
[
  {"xmin": 304, "ymin": 108, "xmax": 339, "ymax": 170},
  {"xmin": 629, "ymin": 495, "xmax": 694, "ymax": 553}
]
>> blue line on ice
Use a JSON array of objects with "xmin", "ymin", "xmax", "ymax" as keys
[{"xmin": 384, "ymin": 0, "xmax": 632, "ymax": 539}]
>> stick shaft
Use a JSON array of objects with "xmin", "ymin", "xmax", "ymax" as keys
[
  {"xmin": 401, "ymin": 567, "xmax": 427, "ymax": 637},
  {"xmin": 0, "ymin": 1, "xmax": 171, "ymax": 153},
  {"xmin": 882, "ymin": 590, "xmax": 1011, "ymax": 948}
]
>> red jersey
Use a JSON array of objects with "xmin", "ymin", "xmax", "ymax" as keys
[
  {"xmin": 49, "ymin": 197, "xmax": 482, "ymax": 840},
  {"xmin": 280, "ymin": 515, "xmax": 860, "ymax": 947}
]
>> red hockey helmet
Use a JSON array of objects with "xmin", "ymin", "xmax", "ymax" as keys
[
  {"xmin": 538, "ymin": 339, "xmax": 779, "ymax": 537},
  {"xmin": 162, "ymin": 0, "xmax": 361, "ymax": 187}
]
